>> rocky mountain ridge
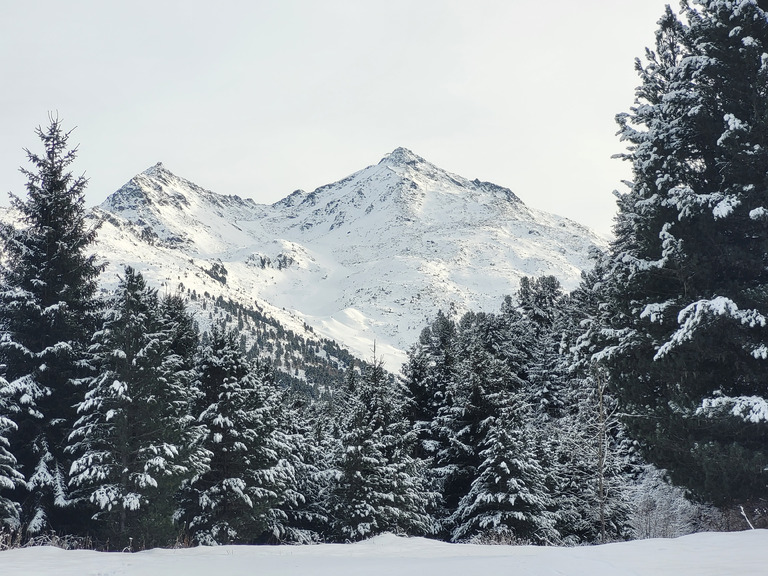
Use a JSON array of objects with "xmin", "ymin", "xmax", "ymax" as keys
[{"xmin": 34, "ymin": 148, "xmax": 608, "ymax": 369}]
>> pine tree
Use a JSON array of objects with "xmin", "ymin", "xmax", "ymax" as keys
[
  {"xmin": 330, "ymin": 356, "xmax": 434, "ymax": 541},
  {"xmin": 0, "ymin": 116, "xmax": 102, "ymax": 534},
  {"xmin": 450, "ymin": 405, "xmax": 557, "ymax": 544},
  {"xmin": 179, "ymin": 328, "xmax": 303, "ymax": 545},
  {"xmin": 550, "ymin": 263, "xmax": 637, "ymax": 544},
  {"xmin": 276, "ymin": 393, "xmax": 328, "ymax": 543},
  {"xmin": 402, "ymin": 310, "xmax": 457, "ymax": 460},
  {"xmin": 600, "ymin": 1, "xmax": 768, "ymax": 505},
  {"xmin": 517, "ymin": 276, "xmax": 563, "ymax": 333},
  {"xmin": 434, "ymin": 307, "xmax": 555, "ymax": 543},
  {"xmin": 401, "ymin": 310, "xmax": 459, "ymax": 529},
  {"xmin": 0, "ymin": 377, "xmax": 24, "ymax": 530},
  {"xmin": 516, "ymin": 279, "xmax": 567, "ymax": 420},
  {"xmin": 432, "ymin": 308, "xmax": 533, "ymax": 538},
  {"xmin": 68, "ymin": 268, "xmax": 204, "ymax": 548}
]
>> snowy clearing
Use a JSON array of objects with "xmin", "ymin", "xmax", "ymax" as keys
[{"xmin": 2, "ymin": 531, "xmax": 766, "ymax": 576}]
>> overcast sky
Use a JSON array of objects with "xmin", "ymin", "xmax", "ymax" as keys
[{"xmin": 1, "ymin": 1, "xmax": 674, "ymax": 235}]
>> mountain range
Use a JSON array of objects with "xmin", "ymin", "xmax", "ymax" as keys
[{"xmin": 84, "ymin": 147, "xmax": 605, "ymax": 370}]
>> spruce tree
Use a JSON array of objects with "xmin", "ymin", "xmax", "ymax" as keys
[
  {"xmin": 602, "ymin": 1, "xmax": 768, "ymax": 505},
  {"xmin": 553, "ymin": 263, "xmax": 637, "ymax": 544},
  {"xmin": 0, "ymin": 116, "xmax": 102, "ymax": 534},
  {"xmin": 276, "ymin": 394, "xmax": 328, "ymax": 543},
  {"xmin": 402, "ymin": 310, "xmax": 457, "ymax": 460},
  {"xmin": 330, "ymin": 357, "xmax": 434, "ymax": 541},
  {"xmin": 179, "ymin": 328, "xmax": 304, "ymax": 545},
  {"xmin": 450, "ymin": 405, "xmax": 557, "ymax": 544},
  {"xmin": 433, "ymin": 308, "xmax": 532, "ymax": 538},
  {"xmin": 516, "ymin": 279, "xmax": 567, "ymax": 420},
  {"xmin": 68, "ymin": 268, "xmax": 205, "ymax": 548},
  {"xmin": 0, "ymin": 377, "xmax": 24, "ymax": 530}
]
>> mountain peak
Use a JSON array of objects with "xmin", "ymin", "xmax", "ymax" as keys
[
  {"xmin": 379, "ymin": 147, "xmax": 425, "ymax": 167},
  {"xmin": 91, "ymin": 148, "xmax": 606, "ymax": 370},
  {"xmin": 142, "ymin": 162, "xmax": 169, "ymax": 177}
]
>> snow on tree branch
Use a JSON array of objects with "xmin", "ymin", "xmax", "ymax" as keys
[
  {"xmin": 697, "ymin": 394, "xmax": 768, "ymax": 424},
  {"xmin": 654, "ymin": 297, "xmax": 766, "ymax": 360}
]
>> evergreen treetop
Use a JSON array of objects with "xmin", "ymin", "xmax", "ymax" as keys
[{"xmin": 0, "ymin": 116, "xmax": 103, "ymax": 534}]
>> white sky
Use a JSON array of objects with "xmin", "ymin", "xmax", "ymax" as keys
[{"xmin": 0, "ymin": 1, "xmax": 674, "ymax": 235}]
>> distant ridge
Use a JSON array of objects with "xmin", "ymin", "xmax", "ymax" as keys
[{"xmin": 90, "ymin": 148, "xmax": 606, "ymax": 368}]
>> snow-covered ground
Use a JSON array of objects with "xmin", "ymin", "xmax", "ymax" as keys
[{"xmin": 3, "ymin": 531, "xmax": 766, "ymax": 576}]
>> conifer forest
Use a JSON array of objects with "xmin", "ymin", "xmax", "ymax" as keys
[{"xmin": 2, "ymin": 0, "xmax": 768, "ymax": 550}]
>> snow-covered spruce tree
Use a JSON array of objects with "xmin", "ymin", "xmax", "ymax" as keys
[
  {"xmin": 0, "ymin": 117, "xmax": 102, "ymax": 534},
  {"xmin": 178, "ymin": 328, "xmax": 304, "ymax": 545},
  {"xmin": 401, "ymin": 310, "xmax": 459, "ymax": 527},
  {"xmin": 275, "ymin": 392, "xmax": 328, "ymax": 543},
  {"xmin": 403, "ymin": 310, "xmax": 458, "ymax": 460},
  {"xmin": 330, "ymin": 356, "xmax": 434, "ymax": 541},
  {"xmin": 516, "ymin": 278, "xmax": 568, "ymax": 420},
  {"xmin": 68, "ymin": 268, "xmax": 206, "ymax": 549},
  {"xmin": 517, "ymin": 276, "xmax": 563, "ymax": 335},
  {"xmin": 600, "ymin": 1, "xmax": 768, "ymax": 506},
  {"xmin": 549, "ymin": 267, "xmax": 637, "ymax": 544},
  {"xmin": 450, "ymin": 404, "xmax": 557, "ymax": 545},
  {"xmin": 433, "ymin": 308, "xmax": 535, "ymax": 540},
  {"xmin": 0, "ymin": 378, "xmax": 24, "ymax": 530},
  {"xmin": 292, "ymin": 366, "xmax": 356, "ymax": 541},
  {"xmin": 516, "ymin": 265, "xmax": 634, "ymax": 544}
]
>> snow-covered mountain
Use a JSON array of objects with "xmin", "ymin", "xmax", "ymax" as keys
[{"xmin": 92, "ymin": 148, "xmax": 606, "ymax": 369}]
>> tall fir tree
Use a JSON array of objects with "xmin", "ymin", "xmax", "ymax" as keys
[
  {"xmin": 432, "ymin": 308, "xmax": 533, "ymax": 538},
  {"xmin": 0, "ymin": 377, "xmax": 24, "ymax": 530},
  {"xmin": 403, "ymin": 310, "xmax": 457, "ymax": 460},
  {"xmin": 330, "ymin": 356, "xmax": 435, "ymax": 541},
  {"xmin": 275, "ymin": 390, "xmax": 328, "ymax": 543},
  {"xmin": 553, "ymin": 262, "xmax": 638, "ymax": 544},
  {"xmin": 0, "ymin": 117, "xmax": 102, "ymax": 534},
  {"xmin": 177, "ymin": 328, "xmax": 304, "ymax": 545},
  {"xmin": 67, "ymin": 268, "xmax": 205, "ymax": 548},
  {"xmin": 601, "ymin": 1, "xmax": 768, "ymax": 505},
  {"xmin": 450, "ymin": 404, "xmax": 557, "ymax": 544},
  {"xmin": 516, "ymin": 279, "xmax": 568, "ymax": 420}
]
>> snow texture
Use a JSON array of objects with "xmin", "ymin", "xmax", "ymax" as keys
[
  {"xmin": 80, "ymin": 149, "xmax": 605, "ymax": 369},
  {"xmin": 654, "ymin": 297, "xmax": 766, "ymax": 360},
  {"xmin": 1, "ymin": 531, "xmax": 767, "ymax": 576},
  {"xmin": 698, "ymin": 394, "xmax": 768, "ymax": 423}
]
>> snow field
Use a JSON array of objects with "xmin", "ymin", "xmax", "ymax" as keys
[{"xmin": 2, "ymin": 531, "xmax": 766, "ymax": 576}]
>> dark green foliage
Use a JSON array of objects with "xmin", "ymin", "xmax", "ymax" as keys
[
  {"xmin": 442, "ymin": 307, "xmax": 557, "ymax": 543},
  {"xmin": 330, "ymin": 356, "xmax": 435, "ymax": 541},
  {"xmin": 517, "ymin": 279, "xmax": 568, "ymax": 419},
  {"xmin": 450, "ymin": 405, "xmax": 557, "ymax": 544},
  {"xmin": 402, "ymin": 273, "xmax": 644, "ymax": 544},
  {"xmin": 600, "ymin": 0, "xmax": 768, "ymax": 505},
  {"xmin": 0, "ymin": 378, "xmax": 23, "ymax": 529},
  {"xmin": 518, "ymin": 276, "xmax": 563, "ymax": 334},
  {"xmin": 403, "ymin": 310, "xmax": 457, "ymax": 462},
  {"xmin": 407, "ymin": 303, "xmax": 548, "ymax": 541},
  {"xmin": 179, "ymin": 328, "xmax": 304, "ymax": 545},
  {"xmin": 553, "ymin": 259, "xmax": 638, "ymax": 544},
  {"xmin": 68, "ymin": 268, "xmax": 205, "ymax": 549},
  {"xmin": 0, "ymin": 117, "xmax": 102, "ymax": 534}
]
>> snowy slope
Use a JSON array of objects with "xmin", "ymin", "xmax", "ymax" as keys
[
  {"xmin": 92, "ymin": 148, "xmax": 606, "ymax": 369},
  {"xmin": 2, "ymin": 531, "xmax": 766, "ymax": 576}
]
